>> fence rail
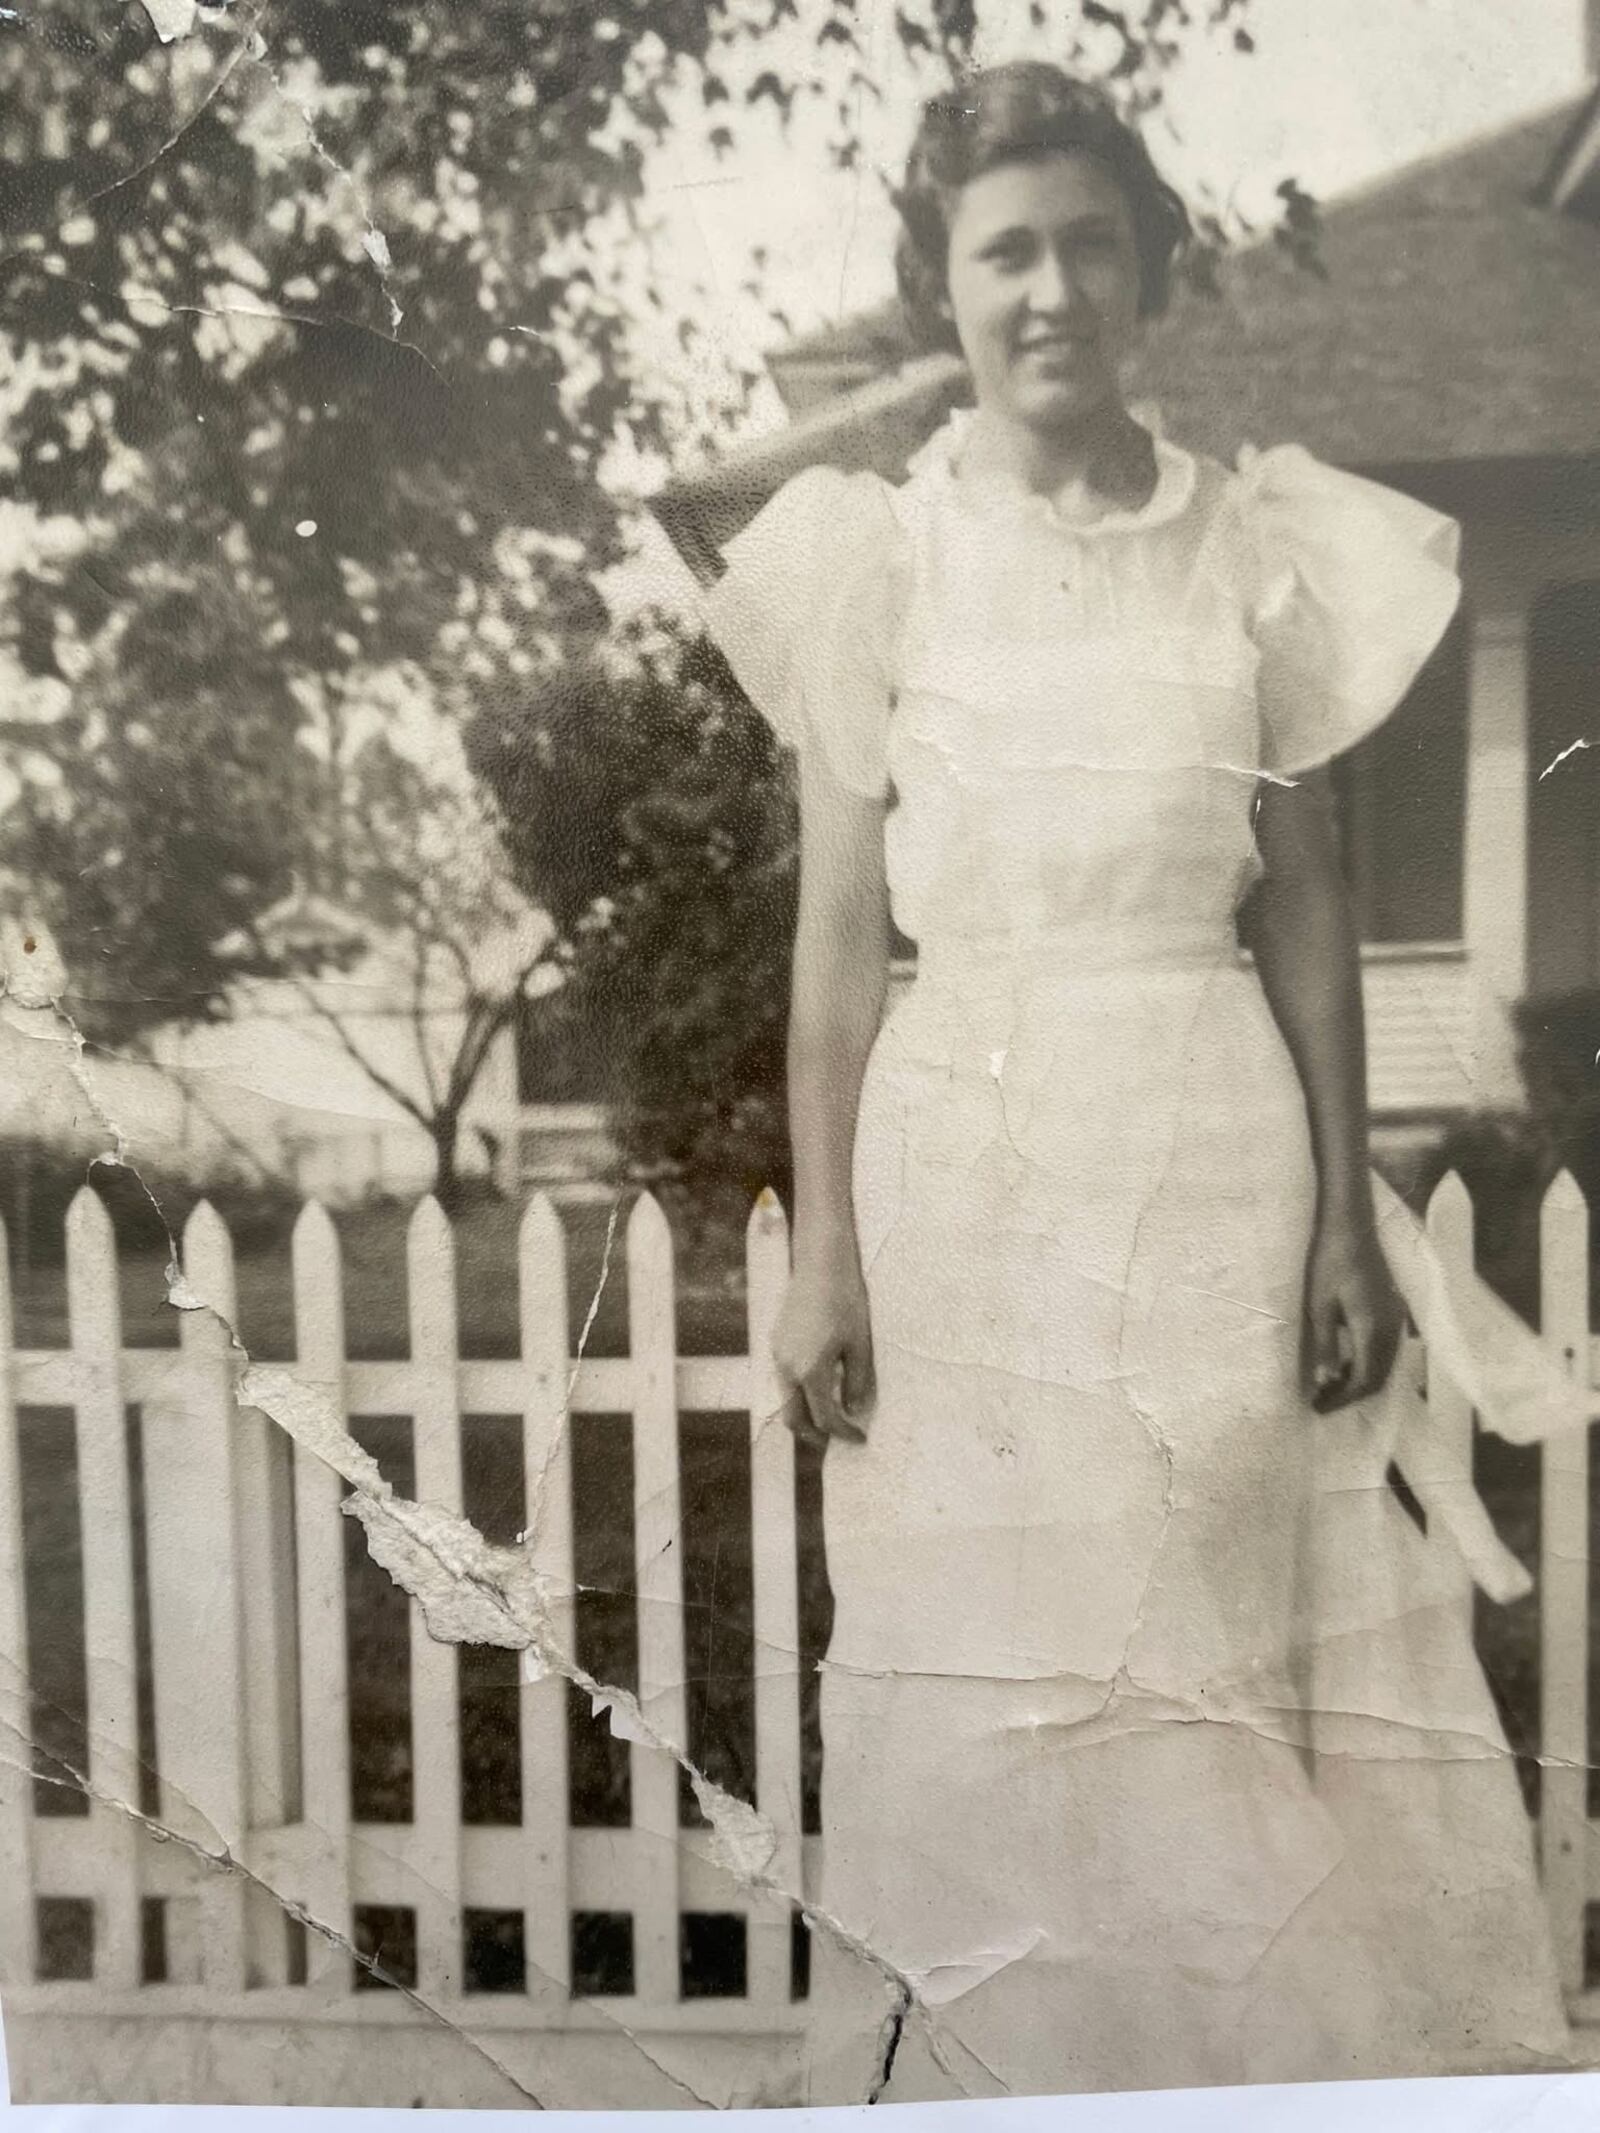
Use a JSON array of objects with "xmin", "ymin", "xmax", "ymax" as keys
[{"xmin": 1, "ymin": 1174, "xmax": 1597, "ymax": 2106}]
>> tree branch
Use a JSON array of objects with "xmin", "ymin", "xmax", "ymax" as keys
[
  {"xmin": 408, "ymin": 930, "xmax": 444, "ymax": 1112},
  {"xmin": 451, "ymin": 995, "xmax": 514, "ymax": 1111},
  {"xmin": 268, "ymin": 956, "xmax": 435, "ymax": 1133}
]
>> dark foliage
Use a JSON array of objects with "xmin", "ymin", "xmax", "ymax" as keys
[
  {"xmin": 0, "ymin": 1129, "xmax": 300, "ymax": 1271},
  {"xmin": 472, "ymin": 622, "xmax": 798, "ymax": 1215},
  {"xmin": 1410, "ymin": 988, "xmax": 1600, "ymax": 1322}
]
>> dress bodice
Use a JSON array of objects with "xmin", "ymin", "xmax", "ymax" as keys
[
  {"xmin": 703, "ymin": 406, "xmax": 1461, "ymax": 972},
  {"xmin": 886, "ymin": 416, "xmax": 1263, "ymax": 963}
]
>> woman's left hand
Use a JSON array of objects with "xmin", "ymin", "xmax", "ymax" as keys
[{"xmin": 1303, "ymin": 1211, "xmax": 1404, "ymax": 1412}]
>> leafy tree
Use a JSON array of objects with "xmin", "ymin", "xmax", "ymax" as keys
[
  {"xmin": 0, "ymin": 0, "xmax": 832, "ymax": 1052},
  {"xmin": 0, "ymin": 0, "xmax": 1065, "ymax": 708},
  {"xmin": 0, "ymin": 0, "xmax": 1267, "ymax": 1192},
  {"xmin": 1, "ymin": 552, "xmax": 318, "ymax": 1034}
]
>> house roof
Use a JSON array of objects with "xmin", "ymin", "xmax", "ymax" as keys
[
  {"xmin": 652, "ymin": 90, "xmax": 1600, "ymax": 569},
  {"xmin": 1130, "ymin": 90, "xmax": 1600, "ymax": 465}
]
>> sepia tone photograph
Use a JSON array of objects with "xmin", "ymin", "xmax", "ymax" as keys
[{"xmin": 2, "ymin": 0, "xmax": 1600, "ymax": 2111}]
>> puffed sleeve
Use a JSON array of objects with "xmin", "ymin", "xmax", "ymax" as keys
[
  {"xmin": 701, "ymin": 465, "xmax": 906, "ymax": 800},
  {"xmin": 1239, "ymin": 443, "xmax": 1462, "ymax": 777}
]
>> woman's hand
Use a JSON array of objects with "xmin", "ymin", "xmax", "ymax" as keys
[
  {"xmin": 772, "ymin": 1248, "xmax": 876, "ymax": 1449},
  {"xmin": 1304, "ymin": 1209, "xmax": 1404, "ymax": 1412}
]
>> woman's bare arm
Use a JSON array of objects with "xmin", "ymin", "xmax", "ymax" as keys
[
  {"xmin": 776, "ymin": 745, "xmax": 892, "ymax": 1442},
  {"xmin": 1241, "ymin": 769, "xmax": 1402, "ymax": 1409}
]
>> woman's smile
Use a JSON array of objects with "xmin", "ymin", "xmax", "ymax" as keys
[{"xmin": 1017, "ymin": 329, "xmax": 1094, "ymax": 367}]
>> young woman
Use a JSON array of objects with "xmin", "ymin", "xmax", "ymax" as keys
[{"xmin": 702, "ymin": 64, "xmax": 1579, "ymax": 2099}]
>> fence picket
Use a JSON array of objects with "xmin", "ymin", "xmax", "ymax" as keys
[
  {"xmin": 406, "ymin": 1194, "xmax": 464, "ymax": 2000},
  {"xmin": 745, "ymin": 1191, "xmax": 801, "ymax": 2003},
  {"xmin": 141, "ymin": 1200, "xmax": 250, "ymax": 1991},
  {"xmin": 1539, "ymin": 1169, "xmax": 1591, "ymax": 1994},
  {"xmin": 65, "ymin": 1186, "xmax": 143, "ymax": 1990},
  {"xmin": 290, "ymin": 1201, "xmax": 352, "ymax": 1980},
  {"xmin": 627, "ymin": 1191, "xmax": 685, "ymax": 2006},
  {"xmin": 234, "ymin": 1281, "xmax": 299, "ymax": 1850},
  {"xmin": 518, "ymin": 1191, "xmax": 573, "ymax": 1998},
  {"xmin": 1424, "ymin": 1172, "xmax": 1477, "ymax": 1631},
  {"xmin": 0, "ymin": 1214, "xmax": 34, "ymax": 1990}
]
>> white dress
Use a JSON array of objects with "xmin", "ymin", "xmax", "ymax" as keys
[{"xmin": 706, "ymin": 411, "xmax": 1582, "ymax": 2100}]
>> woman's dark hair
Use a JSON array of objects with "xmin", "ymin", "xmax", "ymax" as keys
[{"xmin": 894, "ymin": 63, "xmax": 1192, "ymax": 350}]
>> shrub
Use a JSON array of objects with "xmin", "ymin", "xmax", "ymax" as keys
[
  {"xmin": 0, "ymin": 1133, "xmax": 302, "ymax": 1268},
  {"xmin": 1513, "ymin": 988, "xmax": 1600, "ymax": 1208},
  {"xmin": 1408, "ymin": 987, "xmax": 1600, "ymax": 1323}
]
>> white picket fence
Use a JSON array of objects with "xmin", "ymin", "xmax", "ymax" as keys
[{"xmin": 0, "ymin": 1172, "xmax": 1597, "ymax": 2106}]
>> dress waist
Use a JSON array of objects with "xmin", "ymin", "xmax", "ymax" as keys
[{"xmin": 911, "ymin": 918, "xmax": 1236, "ymax": 989}]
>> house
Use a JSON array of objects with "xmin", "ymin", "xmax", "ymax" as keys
[
  {"xmin": 0, "ymin": 935, "xmax": 520, "ymax": 1206},
  {"xmin": 0, "ymin": 885, "xmax": 542, "ymax": 1207},
  {"xmin": 652, "ymin": 84, "xmax": 1600, "ymax": 1147}
]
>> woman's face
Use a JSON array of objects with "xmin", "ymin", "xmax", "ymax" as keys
[{"xmin": 942, "ymin": 150, "xmax": 1143, "ymax": 433}]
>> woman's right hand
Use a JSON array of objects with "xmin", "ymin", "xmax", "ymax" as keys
[{"xmin": 772, "ymin": 1251, "xmax": 877, "ymax": 1449}]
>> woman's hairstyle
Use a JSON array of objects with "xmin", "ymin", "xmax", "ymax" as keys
[{"xmin": 894, "ymin": 62, "xmax": 1192, "ymax": 351}]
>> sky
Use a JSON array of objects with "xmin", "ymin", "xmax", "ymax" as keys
[{"xmin": 611, "ymin": 0, "xmax": 1594, "ymax": 612}]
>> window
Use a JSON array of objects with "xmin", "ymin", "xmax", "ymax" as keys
[
  {"xmin": 679, "ymin": 1911, "xmax": 747, "ymax": 1999},
  {"xmin": 352, "ymin": 1903, "xmax": 418, "ymax": 1991},
  {"xmin": 464, "ymin": 1908, "xmax": 526, "ymax": 1995},
  {"xmin": 141, "ymin": 1897, "xmax": 168, "ymax": 1984},
  {"xmin": 1331, "ymin": 605, "xmax": 1468, "ymax": 945},
  {"xmin": 571, "ymin": 1910, "xmax": 634, "ymax": 1996},
  {"xmin": 35, "ymin": 1896, "xmax": 94, "ymax": 1982}
]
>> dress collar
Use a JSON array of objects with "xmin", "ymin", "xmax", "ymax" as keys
[{"xmin": 904, "ymin": 400, "xmax": 1197, "ymax": 536}]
